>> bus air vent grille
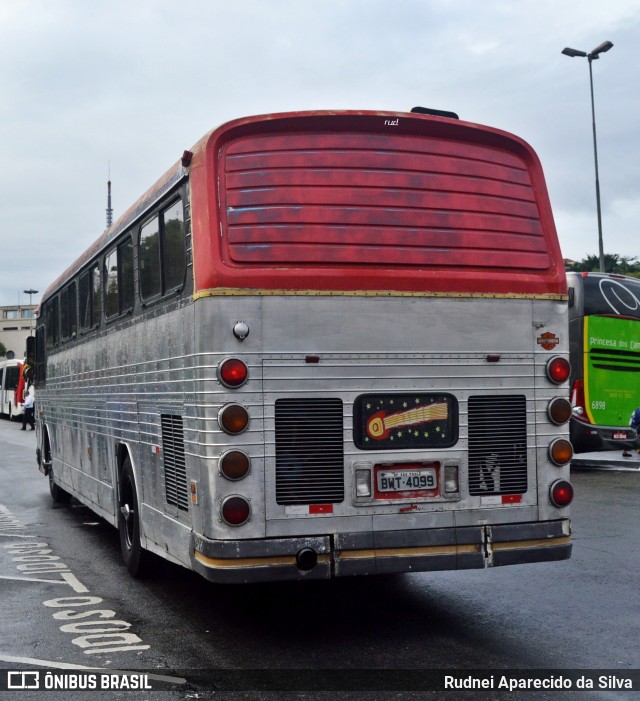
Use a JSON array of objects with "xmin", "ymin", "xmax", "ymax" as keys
[
  {"xmin": 589, "ymin": 347, "xmax": 640, "ymax": 372},
  {"xmin": 161, "ymin": 414, "xmax": 189, "ymax": 511},
  {"xmin": 275, "ymin": 398, "xmax": 344, "ymax": 505},
  {"xmin": 467, "ymin": 395, "xmax": 527, "ymax": 495}
]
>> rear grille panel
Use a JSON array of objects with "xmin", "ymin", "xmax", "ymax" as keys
[
  {"xmin": 275, "ymin": 398, "xmax": 344, "ymax": 505},
  {"xmin": 161, "ymin": 414, "xmax": 189, "ymax": 511},
  {"xmin": 467, "ymin": 395, "xmax": 528, "ymax": 495}
]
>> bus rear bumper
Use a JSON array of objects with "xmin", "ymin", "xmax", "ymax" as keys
[
  {"xmin": 570, "ymin": 418, "xmax": 639, "ymax": 453},
  {"xmin": 190, "ymin": 519, "xmax": 571, "ymax": 583}
]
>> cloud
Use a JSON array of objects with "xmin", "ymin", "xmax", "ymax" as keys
[{"xmin": 0, "ymin": 0, "xmax": 639, "ymax": 306}]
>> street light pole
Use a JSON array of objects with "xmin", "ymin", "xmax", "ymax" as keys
[
  {"xmin": 562, "ymin": 41, "xmax": 613, "ymax": 273},
  {"xmin": 23, "ymin": 288, "xmax": 38, "ymax": 335}
]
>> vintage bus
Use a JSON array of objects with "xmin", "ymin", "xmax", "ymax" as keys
[
  {"xmin": 0, "ymin": 358, "xmax": 24, "ymax": 420},
  {"xmin": 567, "ymin": 271, "xmax": 640, "ymax": 453},
  {"xmin": 35, "ymin": 109, "xmax": 574, "ymax": 583}
]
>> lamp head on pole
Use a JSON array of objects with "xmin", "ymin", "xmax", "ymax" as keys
[
  {"xmin": 562, "ymin": 41, "xmax": 613, "ymax": 61},
  {"xmin": 562, "ymin": 47, "xmax": 587, "ymax": 58},
  {"xmin": 590, "ymin": 41, "xmax": 613, "ymax": 57}
]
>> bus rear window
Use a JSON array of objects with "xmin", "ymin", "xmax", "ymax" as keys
[{"xmin": 220, "ymin": 132, "xmax": 550, "ymax": 273}]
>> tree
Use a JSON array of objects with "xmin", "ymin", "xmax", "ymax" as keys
[
  {"xmin": 565, "ymin": 254, "xmax": 640, "ymax": 277},
  {"xmin": 0, "ymin": 342, "xmax": 5, "ymax": 357}
]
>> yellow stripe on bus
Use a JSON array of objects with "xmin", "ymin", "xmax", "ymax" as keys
[
  {"xmin": 582, "ymin": 317, "xmax": 596, "ymax": 424},
  {"xmin": 194, "ymin": 288, "xmax": 568, "ymax": 301},
  {"xmin": 491, "ymin": 536, "xmax": 571, "ymax": 552},
  {"xmin": 194, "ymin": 550, "xmax": 330, "ymax": 569},
  {"xmin": 336, "ymin": 543, "xmax": 480, "ymax": 560}
]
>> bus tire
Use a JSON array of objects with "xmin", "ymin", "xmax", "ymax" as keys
[
  {"xmin": 49, "ymin": 466, "xmax": 71, "ymax": 504},
  {"xmin": 118, "ymin": 457, "xmax": 151, "ymax": 577}
]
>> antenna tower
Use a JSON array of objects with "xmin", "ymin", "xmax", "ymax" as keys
[{"xmin": 106, "ymin": 162, "xmax": 113, "ymax": 228}]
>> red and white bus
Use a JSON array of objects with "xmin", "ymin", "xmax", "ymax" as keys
[
  {"xmin": 35, "ymin": 109, "xmax": 573, "ymax": 582},
  {"xmin": 0, "ymin": 358, "xmax": 25, "ymax": 420}
]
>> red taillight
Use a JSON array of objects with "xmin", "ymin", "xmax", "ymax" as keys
[
  {"xmin": 220, "ymin": 495, "xmax": 251, "ymax": 526},
  {"xmin": 218, "ymin": 358, "xmax": 248, "ymax": 388},
  {"xmin": 546, "ymin": 356, "xmax": 570, "ymax": 384},
  {"xmin": 550, "ymin": 479, "xmax": 574, "ymax": 508}
]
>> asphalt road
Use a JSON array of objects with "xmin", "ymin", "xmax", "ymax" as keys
[{"xmin": 0, "ymin": 419, "xmax": 638, "ymax": 701}]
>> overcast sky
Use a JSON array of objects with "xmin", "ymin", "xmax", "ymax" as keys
[{"xmin": 1, "ymin": 0, "xmax": 638, "ymax": 307}]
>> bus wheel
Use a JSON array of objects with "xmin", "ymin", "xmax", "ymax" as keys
[
  {"xmin": 49, "ymin": 466, "xmax": 71, "ymax": 504},
  {"xmin": 118, "ymin": 457, "xmax": 151, "ymax": 577}
]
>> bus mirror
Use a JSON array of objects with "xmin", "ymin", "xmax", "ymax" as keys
[{"xmin": 26, "ymin": 336, "xmax": 36, "ymax": 362}]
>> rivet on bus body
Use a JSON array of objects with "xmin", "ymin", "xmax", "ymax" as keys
[{"xmin": 233, "ymin": 321, "xmax": 250, "ymax": 341}]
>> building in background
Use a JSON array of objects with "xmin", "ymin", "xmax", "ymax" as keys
[{"xmin": 0, "ymin": 305, "xmax": 37, "ymax": 359}]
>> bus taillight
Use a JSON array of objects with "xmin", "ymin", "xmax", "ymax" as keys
[
  {"xmin": 218, "ymin": 404, "xmax": 249, "ymax": 434},
  {"xmin": 220, "ymin": 495, "xmax": 251, "ymax": 526},
  {"xmin": 220, "ymin": 450, "xmax": 251, "ymax": 480},
  {"xmin": 570, "ymin": 379, "xmax": 590, "ymax": 423},
  {"xmin": 550, "ymin": 479, "xmax": 574, "ymax": 508},
  {"xmin": 546, "ymin": 357, "xmax": 570, "ymax": 384},
  {"xmin": 548, "ymin": 437, "xmax": 573, "ymax": 466},
  {"xmin": 547, "ymin": 397, "xmax": 572, "ymax": 425},
  {"xmin": 218, "ymin": 358, "xmax": 248, "ymax": 388}
]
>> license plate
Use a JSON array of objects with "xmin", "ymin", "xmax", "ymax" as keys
[
  {"xmin": 377, "ymin": 468, "xmax": 436, "ymax": 493},
  {"xmin": 613, "ymin": 432, "xmax": 628, "ymax": 440}
]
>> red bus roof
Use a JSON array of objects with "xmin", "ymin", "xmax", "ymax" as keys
[{"xmin": 189, "ymin": 110, "xmax": 566, "ymax": 298}]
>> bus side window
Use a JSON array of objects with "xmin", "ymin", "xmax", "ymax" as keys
[
  {"xmin": 138, "ymin": 200, "xmax": 186, "ymax": 303},
  {"xmin": 91, "ymin": 264, "xmax": 102, "ymax": 326},
  {"xmin": 80, "ymin": 264, "xmax": 102, "ymax": 331},
  {"xmin": 79, "ymin": 271, "xmax": 91, "ymax": 330},
  {"xmin": 105, "ymin": 249, "xmax": 119, "ymax": 318},
  {"xmin": 60, "ymin": 287, "xmax": 69, "ymax": 338},
  {"xmin": 568, "ymin": 287, "xmax": 575, "ymax": 308},
  {"xmin": 119, "ymin": 238, "xmax": 134, "ymax": 312},
  {"xmin": 69, "ymin": 282, "xmax": 77, "ymax": 337},
  {"xmin": 140, "ymin": 216, "xmax": 161, "ymax": 300},
  {"xmin": 163, "ymin": 202, "xmax": 186, "ymax": 292},
  {"xmin": 46, "ymin": 297, "xmax": 59, "ymax": 348},
  {"xmin": 105, "ymin": 238, "xmax": 134, "ymax": 319},
  {"xmin": 60, "ymin": 282, "xmax": 77, "ymax": 340}
]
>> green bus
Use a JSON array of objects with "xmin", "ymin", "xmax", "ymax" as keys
[{"xmin": 568, "ymin": 272, "xmax": 640, "ymax": 453}]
